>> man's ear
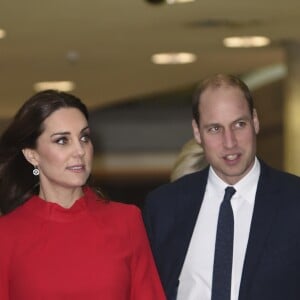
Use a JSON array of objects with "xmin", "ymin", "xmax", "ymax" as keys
[
  {"xmin": 22, "ymin": 148, "xmax": 39, "ymax": 166},
  {"xmin": 252, "ymin": 108, "xmax": 260, "ymax": 135},
  {"xmin": 192, "ymin": 119, "xmax": 202, "ymax": 145}
]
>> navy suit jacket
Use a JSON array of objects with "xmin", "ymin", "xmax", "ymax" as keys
[{"xmin": 143, "ymin": 161, "xmax": 300, "ymax": 300}]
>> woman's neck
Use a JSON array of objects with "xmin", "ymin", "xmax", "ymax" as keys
[{"xmin": 38, "ymin": 186, "xmax": 84, "ymax": 208}]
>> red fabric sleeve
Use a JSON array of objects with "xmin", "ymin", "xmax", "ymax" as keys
[
  {"xmin": 0, "ymin": 220, "xmax": 12, "ymax": 300},
  {"xmin": 128, "ymin": 206, "xmax": 166, "ymax": 300}
]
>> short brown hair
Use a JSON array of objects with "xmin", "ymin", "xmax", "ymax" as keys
[{"xmin": 192, "ymin": 74, "xmax": 254, "ymax": 125}]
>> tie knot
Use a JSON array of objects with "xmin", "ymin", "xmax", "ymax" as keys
[{"xmin": 224, "ymin": 186, "xmax": 236, "ymax": 202}]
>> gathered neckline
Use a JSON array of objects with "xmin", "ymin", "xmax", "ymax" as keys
[{"xmin": 22, "ymin": 188, "xmax": 94, "ymax": 222}]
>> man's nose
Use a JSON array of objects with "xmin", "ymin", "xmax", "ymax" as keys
[{"xmin": 223, "ymin": 129, "xmax": 237, "ymax": 149}]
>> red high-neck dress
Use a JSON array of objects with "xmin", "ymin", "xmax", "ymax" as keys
[{"xmin": 0, "ymin": 188, "xmax": 166, "ymax": 300}]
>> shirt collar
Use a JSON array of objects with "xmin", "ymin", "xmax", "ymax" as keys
[{"xmin": 208, "ymin": 157, "xmax": 260, "ymax": 204}]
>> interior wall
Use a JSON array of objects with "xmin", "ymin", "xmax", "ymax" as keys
[{"xmin": 254, "ymin": 80, "xmax": 284, "ymax": 170}]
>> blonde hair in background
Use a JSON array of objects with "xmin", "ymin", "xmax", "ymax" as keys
[{"xmin": 170, "ymin": 139, "xmax": 208, "ymax": 182}]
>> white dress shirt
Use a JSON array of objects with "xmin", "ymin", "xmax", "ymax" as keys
[{"xmin": 177, "ymin": 158, "xmax": 260, "ymax": 300}]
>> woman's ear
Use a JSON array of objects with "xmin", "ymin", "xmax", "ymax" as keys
[{"xmin": 22, "ymin": 148, "xmax": 38, "ymax": 166}]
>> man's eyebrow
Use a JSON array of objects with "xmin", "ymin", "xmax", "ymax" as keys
[{"xmin": 203, "ymin": 122, "xmax": 220, "ymax": 128}]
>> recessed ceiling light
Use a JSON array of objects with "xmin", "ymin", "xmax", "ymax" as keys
[
  {"xmin": 223, "ymin": 36, "xmax": 270, "ymax": 48},
  {"xmin": 0, "ymin": 29, "xmax": 7, "ymax": 39},
  {"xmin": 151, "ymin": 52, "xmax": 197, "ymax": 64},
  {"xmin": 33, "ymin": 81, "xmax": 75, "ymax": 92}
]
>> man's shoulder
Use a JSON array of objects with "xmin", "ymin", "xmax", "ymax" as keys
[
  {"xmin": 259, "ymin": 160, "xmax": 300, "ymax": 192},
  {"xmin": 260, "ymin": 161, "xmax": 300, "ymax": 183}
]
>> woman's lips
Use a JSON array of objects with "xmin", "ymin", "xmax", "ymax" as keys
[{"xmin": 66, "ymin": 165, "xmax": 85, "ymax": 172}]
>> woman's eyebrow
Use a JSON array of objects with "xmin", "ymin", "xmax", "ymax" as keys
[{"xmin": 50, "ymin": 126, "xmax": 90, "ymax": 137}]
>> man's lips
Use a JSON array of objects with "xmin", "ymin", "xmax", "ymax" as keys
[
  {"xmin": 222, "ymin": 153, "xmax": 242, "ymax": 164},
  {"xmin": 224, "ymin": 154, "xmax": 239, "ymax": 161}
]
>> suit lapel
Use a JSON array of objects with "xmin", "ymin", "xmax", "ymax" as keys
[
  {"xmin": 238, "ymin": 163, "xmax": 282, "ymax": 300},
  {"xmin": 168, "ymin": 168, "xmax": 209, "ymax": 295}
]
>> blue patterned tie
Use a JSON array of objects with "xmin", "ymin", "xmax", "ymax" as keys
[{"xmin": 211, "ymin": 186, "xmax": 236, "ymax": 300}]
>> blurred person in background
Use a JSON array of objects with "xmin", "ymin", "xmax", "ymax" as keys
[{"xmin": 170, "ymin": 139, "xmax": 208, "ymax": 182}]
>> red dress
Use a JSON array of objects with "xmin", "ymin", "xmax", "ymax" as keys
[{"xmin": 0, "ymin": 188, "xmax": 166, "ymax": 299}]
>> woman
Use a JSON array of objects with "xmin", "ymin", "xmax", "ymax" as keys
[{"xmin": 0, "ymin": 90, "xmax": 166, "ymax": 300}]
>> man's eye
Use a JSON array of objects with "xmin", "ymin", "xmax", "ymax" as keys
[
  {"xmin": 236, "ymin": 121, "xmax": 246, "ymax": 128},
  {"xmin": 208, "ymin": 126, "xmax": 219, "ymax": 133}
]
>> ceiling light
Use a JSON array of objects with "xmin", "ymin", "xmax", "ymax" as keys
[
  {"xmin": 151, "ymin": 52, "xmax": 197, "ymax": 64},
  {"xmin": 33, "ymin": 81, "xmax": 75, "ymax": 92},
  {"xmin": 242, "ymin": 63, "xmax": 287, "ymax": 90},
  {"xmin": 223, "ymin": 36, "xmax": 270, "ymax": 48},
  {"xmin": 0, "ymin": 29, "xmax": 7, "ymax": 39}
]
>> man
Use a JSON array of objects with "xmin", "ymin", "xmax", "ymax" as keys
[{"xmin": 143, "ymin": 74, "xmax": 300, "ymax": 300}]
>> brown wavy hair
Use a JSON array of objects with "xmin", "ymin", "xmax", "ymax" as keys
[{"xmin": 0, "ymin": 90, "xmax": 90, "ymax": 214}]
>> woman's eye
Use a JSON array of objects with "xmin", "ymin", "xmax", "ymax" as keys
[
  {"xmin": 81, "ymin": 134, "xmax": 90, "ymax": 143},
  {"xmin": 55, "ymin": 137, "xmax": 68, "ymax": 145}
]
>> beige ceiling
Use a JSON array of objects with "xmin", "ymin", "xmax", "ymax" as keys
[{"xmin": 0, "ymin": 0, "xmax": 299, "ymax": 119}]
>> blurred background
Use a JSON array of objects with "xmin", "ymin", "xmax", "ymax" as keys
[{"xmin": 1, "ymin": 0, "xmax": 300, "ymax": 206}]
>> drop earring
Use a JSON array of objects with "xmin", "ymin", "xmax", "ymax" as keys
[{"xmin": 33, "ymin": 166, "xmax": 40, "ymax": 176}]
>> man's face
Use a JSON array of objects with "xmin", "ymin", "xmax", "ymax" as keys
[{"xmin": 192, "ymin": 85, "xmax": 259, "ymax": 185}]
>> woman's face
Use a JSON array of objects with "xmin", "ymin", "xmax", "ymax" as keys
[{"xmin": 26, "ymin": 107, "xmax": 93, "ymax": 195}]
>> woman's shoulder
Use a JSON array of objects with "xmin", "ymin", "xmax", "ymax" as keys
[
  {"xmin": 90, "ymin": 197, "xmax": 141, "ymax": 218},
  {"xmin": 86, "ymin": 194, "xmax": 144, "ymax": 237},
  {"xmin": 85, "ymin": 187, "xmax": 141, "ymax": 218},
  {"xmin": 0, "ymin": 207, "xmax": 27, "ymax": 246},
  {"xmin": 0, "ymin": 204, "xmax": 28, "ymax": 227}
]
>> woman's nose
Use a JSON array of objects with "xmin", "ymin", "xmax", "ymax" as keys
[{"xmin": 73, "ymin": 141, "xmax": 85, "ymax": 156}]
